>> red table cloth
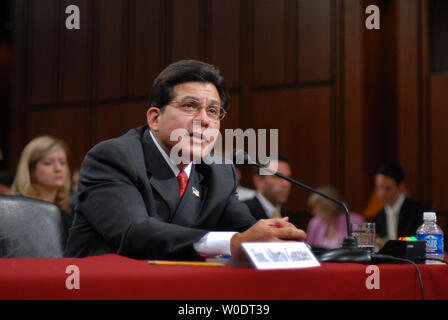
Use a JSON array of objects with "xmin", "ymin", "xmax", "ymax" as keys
[{"xmin": 0, "ymin": 254, "xmax": 446, "ymax": 300}]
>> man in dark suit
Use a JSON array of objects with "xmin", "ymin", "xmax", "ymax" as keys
[
  {"xmin": 65, "ymin": 60, "xmax": 306, "ymax": 260},
  {"xmin": 243, "ymin": 156, "xmax": 301, "ymax": 228},
  {"xmin": 374, "ymin": 161, "xmax": 426, "ymax": 241}
]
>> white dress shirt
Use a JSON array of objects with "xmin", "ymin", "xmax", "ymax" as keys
[
  {"xmin": 150, "ymin": 130, "xmax": 192, "ymax": 177},
  {"xmin": 385, "ymin": 193, "xmax": 406, "ymax": 240}
]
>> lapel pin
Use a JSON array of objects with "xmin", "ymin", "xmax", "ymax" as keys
[{"xmin": 192, "ymin": 187, "xmax": 200, "ymax": 198}]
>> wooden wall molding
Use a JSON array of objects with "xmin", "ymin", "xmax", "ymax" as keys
[{"xmin": 8, "ymin": 0, "xmax": 448, "ymax": 219}]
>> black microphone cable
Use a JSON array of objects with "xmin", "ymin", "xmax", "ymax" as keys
[{"xmin": 371, "ymin": 254, "xmax": 425, "ymax": 300}]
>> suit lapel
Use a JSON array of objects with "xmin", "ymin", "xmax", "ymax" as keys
[
  {"xmin": 254, "ymin": 197, "xmax": 270, "ymax": 219},
  {"xmin": 142, "ymin": 129, "xmax": 180, "ymax": 216},
  {"xmin": 375, "ymin": 209, "xmax": 387, "ymax": 238},
  {"xmin": 171, "ymin": 165, "xmax": 208, "ymax": 226}
]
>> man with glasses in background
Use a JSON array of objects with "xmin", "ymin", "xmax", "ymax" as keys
[{"xmin": 65, "ymin": 60, "xmax": 306, "ymax": 260}]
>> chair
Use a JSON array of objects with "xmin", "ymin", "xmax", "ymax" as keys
[{"xmin": 0, "ymin": 195, "xmax": 67, "ymax": 257}]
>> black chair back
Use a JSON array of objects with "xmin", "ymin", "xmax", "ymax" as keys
[{"xmin": 0, "ymin": 195, "xmax": 67, "ymax": 257}]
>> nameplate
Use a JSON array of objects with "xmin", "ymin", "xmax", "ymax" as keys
[{"xmin": 241, "ymin": 242, "xmax": 321, "ymax": 270}]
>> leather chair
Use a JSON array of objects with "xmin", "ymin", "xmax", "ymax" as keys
[{"xmin": 0, "ymin": 195, "xmax": 67, "ymax": 257}]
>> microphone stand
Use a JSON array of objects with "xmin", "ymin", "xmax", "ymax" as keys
[{"xmin": 242, "ymin": 155, "xmax": 371, "ymax": 263}]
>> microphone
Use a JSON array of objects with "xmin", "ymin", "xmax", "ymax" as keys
[{"xmin": 232, "ymin": 149, "xmax": 371, "ymax": 263}]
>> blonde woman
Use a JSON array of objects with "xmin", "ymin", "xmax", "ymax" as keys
[
  {"xmin": 306, "ymin": 185, "xmax": 365, "ymax": 249},
  {"xmin": 11, "ymin": 135, "xmax": 73, "ymax": 231}
]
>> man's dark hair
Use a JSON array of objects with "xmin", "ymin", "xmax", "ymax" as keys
[
  {"xmin": 148, "ymin": 59, "xmax": 228, "ymax": 111},
  {"xmin": 376, "ymin": 161, "xmax": 405, "ymax": 185},
  {"xmin": 253, "ymin": 155, "xmax": 290, "ymax": 176}
]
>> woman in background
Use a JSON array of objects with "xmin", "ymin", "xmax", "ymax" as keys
[
  {"xmin": 306, "ymin": 185, "xmax": 365, "ymax": 249},
  {"xmin": 11, "ymin": 135, "xmax": 73, "ymax": 231}
]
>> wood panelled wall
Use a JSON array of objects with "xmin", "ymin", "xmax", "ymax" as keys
[
  {"xmin": 8, "ymin": 0, "xmax": 448, "ymax": 225},
  {"xmin": 396, "ymin": 0, "xmax": 448, "ymax": 215}
]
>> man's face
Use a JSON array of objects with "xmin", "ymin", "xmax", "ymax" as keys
[
  {"xmin": 375, "ymin": 174, "xmax": 402, "ymax": 206},
  {"xmin": 256, "ymin": 160, "xmax": 292, "ymax": 206},
  {"xmin": 147, "ymin": 82, "xmax": 221, "ymax": 164}
]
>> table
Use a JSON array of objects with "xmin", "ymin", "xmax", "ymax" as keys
[{"xmin": 0, "ymin": 254, "xmax": 447, "ymax": 300}]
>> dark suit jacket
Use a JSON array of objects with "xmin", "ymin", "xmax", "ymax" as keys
[
  {"xmin": 374, "ymin": 197, "xmax": 426, "ymax": 239},
  {"xmin": 64, "ymin": 125, "xmax": 256, "ymax": 260},
  {"xmin": 243, "ymin": 196, "xmax": 302, "ymax": 229}
]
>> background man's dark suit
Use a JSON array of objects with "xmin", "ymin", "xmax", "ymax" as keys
[
  {"xmin": 243, "ymin": 196, "xmax": 302, "ymax": 229},
  {"xmin": 374, "ymin": 197, "xmax": 426, "ymax": 239},
  {"xmin": 65, "ymin": 125, "xmax": 256, "ymax": 260}
]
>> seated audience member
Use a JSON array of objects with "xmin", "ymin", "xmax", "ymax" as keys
[
  {"xmin": 235, "ymin": 165, "xmax": 256, "ymax": 201},
  {"xmin": 362, "ymin": 184, "xmax": 413, "ymax": 220},
  {"xmin": 64, "ymin": 59, "xmax": 306, "ymax": 260},
  {"xmin": 306, "ymin": 186, "xmax": 364, "ymax": 250},
  {"xmin": 10, "ymin": 135, "xmax": 74, "ymax": 232},
  {"xmin": 242, "ymin": 156, "xmax": 301, "ymax": 228},
  {"xmin": 374, "ymin": 161, "xmax": 426, "ymax": 241}
]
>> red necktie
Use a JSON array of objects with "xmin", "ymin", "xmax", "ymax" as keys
[{"xmin": 177, "ymin": 170, "xmax": 188, "ymax": 197}]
